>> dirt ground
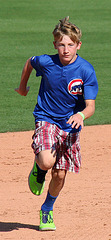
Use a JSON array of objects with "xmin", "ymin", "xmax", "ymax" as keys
[{"xmin": 0, "ymin": 125, "xmax": 111, "ymax": 240}]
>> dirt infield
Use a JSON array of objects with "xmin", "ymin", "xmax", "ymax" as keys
[{"xmin": 0, "ymin": 125, "xmax": 111, "ymax": 240}]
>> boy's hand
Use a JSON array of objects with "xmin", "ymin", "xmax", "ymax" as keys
[
  {"xmin": 15, "ymin": 86, "xmax": 30, "ymax": 96},
  {"xmin": 67, "ymin": 113, "xmax": 84, "ymax": 129}
]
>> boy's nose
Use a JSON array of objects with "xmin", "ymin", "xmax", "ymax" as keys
[{"xmin": 64, "ymin": 45, "xmax": 69, "ymax": 53}]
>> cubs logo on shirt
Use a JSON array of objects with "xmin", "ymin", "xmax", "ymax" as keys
[{"xmin": 68, "ymin": 79, "xmax": 83, "ymax": 95}]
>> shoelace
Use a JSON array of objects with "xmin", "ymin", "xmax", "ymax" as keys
[
  {"xmin": 33, "ymin": 169, "xmax": 46, "ymax": 183},
  {"xmin": 42, "ymin": 212, "xmax": 53, "ymax": 224},
  {"xmin": 32, "ymin": 164, "xmax": 47, "ymax": 183},
  {"xmin": 32, "ymin": 170, "xmax": 37, "ymax": 177}
]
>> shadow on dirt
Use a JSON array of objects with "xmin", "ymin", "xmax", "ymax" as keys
[{"xmin": 0, "ymin": 221, "xmax": 39, "ymax": 232}]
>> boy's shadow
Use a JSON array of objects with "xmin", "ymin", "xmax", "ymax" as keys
[{"xmin": 0, "ymin": 221, "xmax": 39, "ymax": 232}]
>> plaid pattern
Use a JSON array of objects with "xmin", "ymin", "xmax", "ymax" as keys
[{"xmin": 31, "ymin": 121, "xmax": 81, "ymax": 173}]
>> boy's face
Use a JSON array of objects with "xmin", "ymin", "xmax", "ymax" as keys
[{"xmin": 53, "ymin": 35, "xmax": 82, "ymax": 66}]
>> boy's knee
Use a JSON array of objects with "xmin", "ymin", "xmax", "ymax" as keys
[
  {"xmin": 35, "ymin": 150, "xmax": 56, "ymax": 170},
  {"xmin": 52, "ymin": 169, "xmax": 66, "ymax": 182}
]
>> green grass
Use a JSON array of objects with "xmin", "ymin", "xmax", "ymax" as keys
[{"xmin": 0, "ymin": 0, "xmax": 111, "ymax": 132}]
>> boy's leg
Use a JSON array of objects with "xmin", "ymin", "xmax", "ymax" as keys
[
  {"xmin": 36, "ymin": 149, "xmax": 56, "ymax": 170},
  {"xmin": 29, "ymin": 121, "xmax": 59, "ymax": 196},
  {"xmin": 28, "ymin": 149, "xmax": 56, "ymax": 196},
  {"xmin": 39, "ymin": 169, "xmax": 67, "ymax": 231},
  {"xmin": 49, "ymin": 168, "xmax": 67, "ymax": 197}
]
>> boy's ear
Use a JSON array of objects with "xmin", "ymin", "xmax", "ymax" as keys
[
  {"xmin": 77, "ymin": 41, "xmax": 82, "ymax": 50},
  {"xmin": 53, "ymin": 41, "xmax": 57, "ymax": 49}
]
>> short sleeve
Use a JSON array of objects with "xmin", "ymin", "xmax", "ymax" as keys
[
  {"xmin": 83, "ymin": 69, "xmax": 98, "ymax": 100},
  {"xmin": 30, "ymin": 56, "xmax": 43, "ymax": 77}
]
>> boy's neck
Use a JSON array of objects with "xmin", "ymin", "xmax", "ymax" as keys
[{"xmin": 59, "ymin": 54, "xmax": 78, "ymax": 66}]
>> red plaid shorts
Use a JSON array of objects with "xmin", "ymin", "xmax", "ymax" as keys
[{"xmin": 31, "ymin": 121, "xmax": 81, "ymax": 173}]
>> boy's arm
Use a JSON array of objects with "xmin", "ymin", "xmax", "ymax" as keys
[
  {"xmin": 15, "ymin": 58, "xmax": 33, "ymax": 96},
  {"xmin": 67, "ymin": 99, "xmax": 95, "ymax": 129}
]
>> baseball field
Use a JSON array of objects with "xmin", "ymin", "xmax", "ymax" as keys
[{"xmin": 0, "ymin": 0, "xmax": 111, "ymax": 239}]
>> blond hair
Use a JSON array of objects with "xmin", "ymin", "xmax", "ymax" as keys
[{"xmin": 52, "ymin": 16, "xmax": 82, "ymax": 44}]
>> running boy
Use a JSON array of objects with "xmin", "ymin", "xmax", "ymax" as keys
[{"xmin": 15, "ymin": 17, "xmax": 98, "ymax": 231}]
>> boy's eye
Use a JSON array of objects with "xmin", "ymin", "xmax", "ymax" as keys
[{"xmin": 59, "ymin": 44, "xmax": 64, "ymax": 46}]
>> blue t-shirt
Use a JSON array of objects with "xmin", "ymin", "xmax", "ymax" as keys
[{"xmin": 31, "ymin": 54, "xmax": 98, "ymax": 133}]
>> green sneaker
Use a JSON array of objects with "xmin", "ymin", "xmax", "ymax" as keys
[
  {"xmin": 39, "ymin": 210, "xmax": 56, "ymax": 231},
  {"xmin": 28, "ymin": 161, "xmax": 45, "ymax": 195}
]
